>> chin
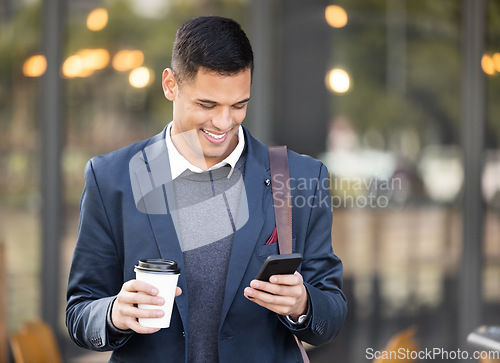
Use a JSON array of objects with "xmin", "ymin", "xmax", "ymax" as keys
[{"xmin": 203, "ymin": 151, "xmax": 226, "ymax": 160}]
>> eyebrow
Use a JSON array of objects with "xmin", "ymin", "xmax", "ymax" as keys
[{"xmin": 196, "ymin": 97, "xmax": 251, "ymax": 105}]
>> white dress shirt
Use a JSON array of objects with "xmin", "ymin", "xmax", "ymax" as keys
[{"xmin": 165, "ymin": 121, "xmax": 245, "ymax": 180}]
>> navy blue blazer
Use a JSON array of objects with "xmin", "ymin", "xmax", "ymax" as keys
[{"xmin": 66, "ymin": 126, "xmax": 347, "ymax": 362}]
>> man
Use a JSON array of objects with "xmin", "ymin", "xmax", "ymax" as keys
[{"xmin": 66, "ymin": 16, "xmax": 347, "ymax": 362}]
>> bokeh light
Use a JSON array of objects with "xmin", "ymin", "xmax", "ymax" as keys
[
  {"xmin": 23, "ymin": 55, "xmax": 47, "ymax": 77},
  {"xmin": 493, "ymin": 53, "xmax": 500, "ymax": 72},
  {"xmin": 62, "ymin": 55, "xmax": 85, "ymax": 78},
  {"xmin": 62, "ymin": 49, "xmax": 110, "ymax": 78},
  {"xmin": 113, "ymin": 50, "xmax": 145, "ymax": 72},
  {"xmin": 326, "ymin": 68, "xmax": 351, "ymax": 93},
  {"xmin": 87, "ymin": 8, "xmax": 108, "ymax": 31},
  {"xmin": 482, "ymin": 54, "xmax": 496, "ymax": 75},
  {"xmin": 129, "ymin": 67, "xmax": 152, "ymax": 88},
  {"xmin": 325, "ymin": 5, "xmax": 348, "ymax": 28},
  {"xmin": 78, "ymin": 49, "xmax": 110, "ymax": 70}
]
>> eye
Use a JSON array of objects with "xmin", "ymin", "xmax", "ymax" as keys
[
  {"xmin": 232, "ymin": 103, "xmax": 247, "ymax": 110},
  {"xmin": 198, "ymin": 103, "xmax": 215, "ymax": 110}
]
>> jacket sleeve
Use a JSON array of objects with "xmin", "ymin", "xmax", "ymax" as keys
[
  {"xmin": 65, "ymin": 159, "xmax": 133, "ymax": 351},
  {"xmin": 278, "ymin": 162, "xmax": 347, "ymax": 346}
]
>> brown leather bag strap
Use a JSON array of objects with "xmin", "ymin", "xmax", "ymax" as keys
[
  {"xmin": 295, "ymin": 336, "xmax": 311, "ymax": 363},
  {"xmin": 268, "ymin": 146, "xmax": 293, "ymax": 255},
  {"xmin": 268, "ymin": 146, "xmax": 310, "ymax": 363}
]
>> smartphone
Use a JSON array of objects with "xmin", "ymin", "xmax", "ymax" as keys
[{"xmin": 255, "ymin": 253, "xmax": 303, "ymax": 281}]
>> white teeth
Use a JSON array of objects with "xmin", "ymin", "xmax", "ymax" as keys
[{"xmin": 203, "ymin": 129, "xmax": 225, "ymax": 139}]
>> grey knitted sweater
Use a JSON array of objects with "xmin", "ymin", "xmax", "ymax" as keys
[{"xmin": 173, "ymin": 154, "xmax": 247, "ymax": 362}]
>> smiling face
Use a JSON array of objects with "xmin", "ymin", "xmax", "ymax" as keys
[{"xmin": 162, "ymin": 67, "xmax": 251, "ymax": 170}]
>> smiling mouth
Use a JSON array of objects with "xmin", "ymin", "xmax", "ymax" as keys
[{"xmin": 202, "ymin": 129, "xmax": 227, "ymax": 139}]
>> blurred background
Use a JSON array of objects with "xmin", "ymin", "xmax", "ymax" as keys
[{"xmin": 0, "ymin": 0, "xmax": 499, "ymax": 362}]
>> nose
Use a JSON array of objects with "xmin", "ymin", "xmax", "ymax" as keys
[{"xmin": 211, "ymin": 107, "xmax": 232, "ymax": 131}]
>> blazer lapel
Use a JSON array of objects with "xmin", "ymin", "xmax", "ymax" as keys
[
  {"xmin": 219, "ymin": 128, "xmax": 273, "ymax": 324},
  {"xmin": 131, "ymin": 127, "xmax": 189, "ymax": 335}
]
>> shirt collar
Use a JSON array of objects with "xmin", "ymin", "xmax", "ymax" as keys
[{"xmin": 165, "ymin": 121, "xmax": 245, "ymax": 180}]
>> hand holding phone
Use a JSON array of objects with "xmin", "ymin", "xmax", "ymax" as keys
[
  {"xmin": 255, "ymin": 253, "xmax": 303, "ymax": 282},
  {"xmin": 247, "ymin": 253, "xmax": 308, "ymax": 319}
]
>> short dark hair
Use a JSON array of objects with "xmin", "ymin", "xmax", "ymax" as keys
[{"xmin": 171, "ymin": 16, "xmax": 254, "ymax": 84}]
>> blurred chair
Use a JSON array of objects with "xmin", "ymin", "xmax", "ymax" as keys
[
  {"xmin": 9, "ymin": 320, "xmax": 62, "ymax": 363},
  {"xmin": 373, "ymin": 326, "xmax": 419, "ymax": 363}
]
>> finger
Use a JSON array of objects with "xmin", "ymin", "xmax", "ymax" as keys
[
  {"xmin": 249, "ymin": 280, "xmax": 301, "ymax": 297},
  {"xmin": 175, "ymin": 286, "xmax": 182, "ymax": 297},
  {"xmin": 117, "ymin": 290, "xmax": 165, "ymax": 306},
  {"xmin": 127, "ymin": 318, "xmax": 161, "ymax": 335},
  {"xmin": 119, "ymin": 304, "xmax": 165, "ymax": 320},
  {"xmin": 251, "ymin": 273, "xmax": 303, "ymax": 295},
  {"xmin": 123, "ymin": 280, "xmax": 160, "ymax": 295},
  {"xmin": 268, "ymin": 272, "xmax": 303, "ymax": 286},
  {"xmin": 244, "ymin": 287, "xmax": 296, "ymax": 307},
  {"xmin": 244, "ymin": 288, "xmax": 296, "ymax": 316}
]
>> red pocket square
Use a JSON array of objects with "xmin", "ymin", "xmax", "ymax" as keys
[{"xmin": 265, "ymin": 227, "xmax": 278, "ymax": 245}]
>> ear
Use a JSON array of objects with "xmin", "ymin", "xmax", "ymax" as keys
[{"xmin": 162, "ymin": 68, "xmax": 177, "ymax": 101}]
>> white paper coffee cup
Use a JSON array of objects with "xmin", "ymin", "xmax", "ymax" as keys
[{"xmin": 134, "ymin": 259, "xmax": 180, "ymax": 329}]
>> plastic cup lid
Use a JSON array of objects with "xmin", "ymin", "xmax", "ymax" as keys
[{"xmin": 135, "ymin": 259, "xmax": 180, "ymax": 274}]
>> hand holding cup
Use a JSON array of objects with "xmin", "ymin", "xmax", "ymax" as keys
[{"xmin": 111, "ymin": 259, "xmax": 181, "ymax": 334}]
